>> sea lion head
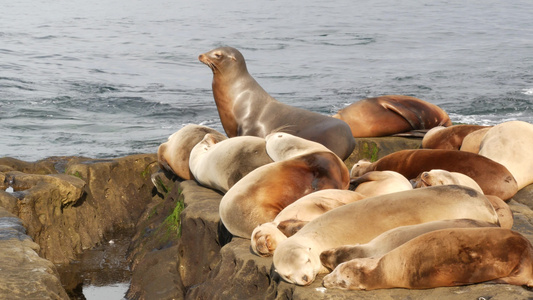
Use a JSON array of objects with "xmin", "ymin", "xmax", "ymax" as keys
[
  {"xmin": 188, "ymin": 133, "xmax": 220, "ymax": 168},
  {"xmin": 349, "ymin": 159, "xmax": 372, "ymax": 177},
  {"xmin": 414, "ymin": 169, "xmax": 461, "ymax": 188},
  {"xmin": 251, "ymin": 222, "xmax": 287, "ymax": 257},
  {"xmin": 273, "ymin": 239, "xmax": 321, "ymax": 286},
  {"xmin": 265, "ymin": 132, "xmax": 330, "ymax": 161},
  {"xmin": 322, "ymin": 258, "xmax": 376, "ymax": 290},
  {"xmin": 198, "ymin": 46, "xmax": 247, "ymax": 77}
]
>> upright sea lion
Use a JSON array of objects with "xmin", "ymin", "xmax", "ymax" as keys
[
  {"xmin": 219, "ymin": 151, "xmax": 350, "ymax": 239},
  {"xmin": 157, "ymin": 124, "xmax": 227, "ymax": 180},
  {"xmin": 422, "ymin": 124, "xmax": 491, "ymax": 150},
  {"xmin": 251, "ymin": 189, "xmax": 366, "ymax": 257},
  {"xmin": 320, "ymin": 219, "xmax": 498, "ymax": 271},
  {"xmin": 350, "ymin": 149, "xmax": 518, "ymax": 200},
  {"xmin": 189, "ymin": 134, "xmax": 273, "ymax": 193},
  {"xmin": 323, "ymin": 228, "xmax": 533, "ymax": 290},
  {"xmin": 332, "ymin": 95, "xmax": 452, "ymax": 138},
  {"xmin": 272, "ymin": 185, "xmax": 500, "ymax": 286},
  {"xmin": 199, "ymin": 46, "xmax": 355, "ymax": 160},
  {"xmin": 349, "ymin": 170, "xmax": 412, "ymax": 197},
  {"xmin": 478, "ymin": 120, "xmax": 533, "ymax": 190}
]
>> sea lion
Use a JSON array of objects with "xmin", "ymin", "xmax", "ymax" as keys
[
  {"xmin": 413, "ymin": 169, "xmax": 483, "ymax": 194},
  {"xmin": 199, "ymin": 46, "xmax": 355, "ymax": 160},
  {"xmin": 422, "ymin": 124, "xmax": 491, "ymax": 150},
  {"xmin": 349, "ymin": 170, "xmax": 412, "ymax": 197},
  {"xmin": 272, "ymin": 185, "xmax": 500, "ymax": 286},
  {"xmin": 265, "ymin": 132, "xmax": 333, "ymax": 161},
  {"xmin": 350, "ymin": 149, "xmax": 518, "ymax": 200},
  {"xmin": 332, "ymin": 95, "xmax": 452, "ymax": 138},
  {"xmin": 251, "ymin": 189, "xmax": 366, "ymax": 257},
  {"xmin": 189, "ymin": 134, "xmax": 273, "ymax": 193},
  {"xmin": 460, "ymin": 127, "xmax": 492, "ymax": 153},
  {"xmin": 219, "ymin": 151, "xmax": 350, "ymax": 238},
  {"xmin": 486, "ymin": 195, "xmax": 514, "ymax": 229},
  {"xmin": 320, "ymin": 219, "xmax": 498, "ymax": 271},
  {"xmin": 157, "ymin": 124, "xmax": 227, "ymax": 180},
  {"xmin": 323, "ymin": 228, "xmax": 533, "ymax": 290},
  {"xmin": 478, "ymin": 120, "xmax": 533, "ymax": 190},
  {"xmin": 411, "ymin": 169, "xmax": 513, "ymax": 228}
]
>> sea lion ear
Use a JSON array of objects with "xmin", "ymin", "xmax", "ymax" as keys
[{"xmin": 229, "ymin": 55, "xmax": 237, "ymax": 61}]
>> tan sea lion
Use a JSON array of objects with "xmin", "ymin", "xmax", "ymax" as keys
[
  {"xmin": 219, "ymin": 151, "xmax": 350, "ymax": 238},
  {"xmin": 323, "ymin": 228, "xmax": 533, "ymax": 290},
  {"xmin": 478, "ymin": 120, "xmax": 533, "ymax": 190},
  {"xmin": 265, "ymin": 132, "xmax": 333, "ymax": 161},
  {"xmin": 413, "ymin": 169, "xmax": 483, "ymax": 194},
  {"xmin": 272, "ymin": 185, "xmax": 500, "ymax": 286},
  {"xmin": 422, "ymin": 124, "xmax": 491, "ymax": 150},
  {"xmin": 320, "ymin": 219, "xmax": 498, "ymax": 271},
  {"xmin": 349, "ymin": 170, "xmax": 412, "ymax": 197},
  {"xmin": 332, "ymin": 95, "xmax": 452, "ymax": 138},
  {"xmin": 251, "ymin": 189, "xmax": 366, "ymax": 257},
  {"xmin": 486, "ymin": 195, "xmax": 513, "ymax": 229},
  {"xmin": 199, "ymin": 46, "xmax": 355, "ymax": 160},
  {"xmin": 460, "ymin": 127, "xmax": 492, "ymax": 153},
  {"xmin": 157, "ymin": 124, "xmax": 227, "ymax": 180},
  {"xmin": 350, "ymin": 149, "xmax": 518, "ymax": 200},
  {"xmin": 189, "ymin": 134, "xmax": 273, "ymax": 193}
]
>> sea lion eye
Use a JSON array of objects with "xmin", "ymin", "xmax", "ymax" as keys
[{"xmin": 213, "ymin": 52, "xmax": 222, "ymax": 59}]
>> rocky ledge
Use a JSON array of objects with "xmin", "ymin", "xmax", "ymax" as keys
[{"xmin": 3, "ymin": 137, "xmax": 533, "ymax": 299}]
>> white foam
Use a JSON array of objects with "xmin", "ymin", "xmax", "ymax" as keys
[
  {"xmin": 83, "ymin": 283, "xmax": 129, "ymax": 300},
  {"xmin": 522, "ymin": 88, "xmax": 533, "ymax": 96}
]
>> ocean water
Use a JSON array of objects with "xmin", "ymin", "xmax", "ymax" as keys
[{"xmin": 1, "ymin": 0, "xmax": 532, "ymax": 162}]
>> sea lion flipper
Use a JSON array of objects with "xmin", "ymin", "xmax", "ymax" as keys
[
  {"xmin": 277, "ymin": 219, "xmax": 309, "ymax": 237},
  {"xmin": 381, "ymin": 101, "xmax": 423, "ymax": 130}
]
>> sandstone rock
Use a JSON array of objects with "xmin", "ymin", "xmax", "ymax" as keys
[
  {"xmin": 0, "ymin": 154, "xmax": 159, "ymax": 264},
  {"xmin": 178, "ymin": 180, "xmax": 231, "ymax": 289},
  {"xmin": 0, "ymin": 207, "xmax": 69, "ymax": 300},
  {"xmin": 126, "ymin": 175, "xmax": 185, "ymax": 300}
]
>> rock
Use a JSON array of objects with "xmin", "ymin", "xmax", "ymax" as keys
[
  {"xmin": 178, "ymin": 180, "xmax": 231, "ymax": 288},
  {"xmin": 0, "ymin": 207, "xmax": 69, "ymax": 300},
  {"xmin": 0, "ymin": 154, "xmax": 159, "ymax": 264},
  {"xmin": 126, "ymin": 176, "xmax": 185, "ymax": 300},
  {"xmin": 344, "ymin": 136, "xmax": 421, "ymax": 169}
]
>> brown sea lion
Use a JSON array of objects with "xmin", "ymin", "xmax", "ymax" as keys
[
  {"xmin": 199, "ymin": 46, "xmax": 355, "ymax": 160},
  {"xmin": 272, "ymin": 185, "xmax": 500, "ymax": 286},
  {"xmin": 460, "ymin": 127, "xmax": 492, "ymax": 153},
  {"xmin": 323, "ymin": 228, "xmax": 533, "ymax": 290},
  {"xmin": 478, "ymin": 120, "xmax": 533, "ymax": 190},
  {"xmin": 189, "ymin": 134, "xmax": 273, "ymax": 193},
  {"xmin": 350, "ymin": 149, "xmax": 518, "ymax": 200},
  {"xmin": 157, "ymin": 124, "xmax": 227, "ymax": 180},
  {"xmin": 219, "ymin": 151, "xmax": 350, "ymax": 239},
  {"xmin": 332, "ymin": 95, "xmax": 452, "ymax": 138},
  {"xmin": 349, "ymin": 170, "xmax": 412, "ymax": 197},
  {"xmin": 251, "ymin": 189, "xmax": 366, "ymax": 257},
  {"xmin": 422, "ymin": 124, "xmax": 491, "ymax": 150},
  {"xmin": 319, "ymin": 219, "xmax": 498, "ymax": 271}
]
